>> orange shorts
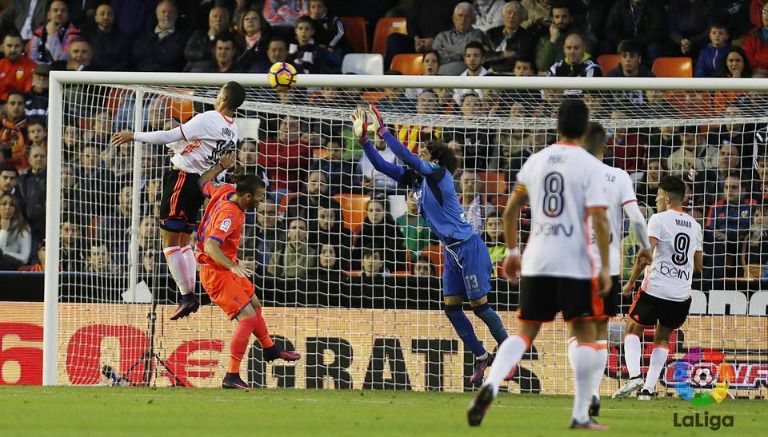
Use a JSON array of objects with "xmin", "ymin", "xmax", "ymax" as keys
[{"xmin": 199, "ymin": 265, "xmax": 255, "ymax": 319}]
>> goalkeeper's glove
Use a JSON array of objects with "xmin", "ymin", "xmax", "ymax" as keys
[
  {"xmin": 368, "ymin": 104, "xmax": 388, "ymax": 138},
  {"xmin": 350, "ymin": 107, "xmax": 369, "ymax": 145}
]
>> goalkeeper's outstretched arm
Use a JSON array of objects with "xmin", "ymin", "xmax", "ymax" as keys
[
  {"xmin": 369, "ymin": 104, "xmax": 436, "ymax": 176},
  {"xmin": 351, "ymin": 107, "xmax": 405, "ymax": 182}
]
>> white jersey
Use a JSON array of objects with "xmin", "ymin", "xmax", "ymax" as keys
[
  {"xmin": 641, "ymin": 210, "xmax": 703, "ymax": 301},
  {"xmin": 589, "ymin": 164, "xmax": 637, "ymax": 276},
  {"xmin": 170, "ymin": 111, "xmax": 238, "ymax": 175},
  {"xmin": 517, "ymin": 143, "xmax": 608, "ymax": 279}
]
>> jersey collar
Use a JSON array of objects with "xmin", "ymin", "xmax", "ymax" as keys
[
  {"xmin": 226, "ymin": 192, "xmax": 245, "ymax": 211},
  {"xmin": 218, "ymin": 111, "xmax": 234, "ymax": 125},
  {"xmin": 555, "ymin": 141, "xmax": 579, "ymax": 147}
]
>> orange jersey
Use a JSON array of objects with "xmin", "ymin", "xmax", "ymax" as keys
[{"xmin": 196, "ymin": 182, "xmax": 244, "ymax": 268}]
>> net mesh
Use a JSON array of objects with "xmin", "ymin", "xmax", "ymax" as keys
[{"xmin": 52, "ymin": 80, "xmax": 768, "ymax": 397}]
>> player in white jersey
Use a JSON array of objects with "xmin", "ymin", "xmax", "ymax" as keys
[
  {"xmin": 613, "ymin": 175, "xmax": 703, "ymax": 400},
  {"xmin": 111, "ymin": 81, "xmax": 246, "ymax": 320},
  {"xmin": 468, "ymin": 100, "xmax": 613, "ymax": 430},
  {"xmin": 570, "ymin": 122, "xmax": 651, "ymax": 416}
]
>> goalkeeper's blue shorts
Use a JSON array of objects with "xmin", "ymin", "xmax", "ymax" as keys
[{"xmin": 442, "ymin": 234, "xmax": 493, "ymax": 301}]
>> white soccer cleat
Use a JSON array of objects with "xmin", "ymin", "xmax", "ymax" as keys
[{"xmin": 612, "ymin": 377, "xmax": 644, "ymax": 399}]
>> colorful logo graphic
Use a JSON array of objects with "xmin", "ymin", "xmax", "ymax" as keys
[{"xmin": 670, "ymin": 347, "xmax": 734, "ymax": 406}]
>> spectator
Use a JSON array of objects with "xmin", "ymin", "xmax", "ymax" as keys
[
  {"xmin": 483, "ymin": 212, "xmax": 505, "ymax": 275},
  {"xmin": 19, "ymin": 145, "xmax": 46, "ymax": 239},
  {"xmin": 472, "ymin": 0, "xmax": 506, "ymax": 32},
  {"xmin": 412, "ymin": 255, "xmax": 435, "ymax": 277},
  {"xmin": 743, "ymin": 4, "xmax": 768, "ymax": 75},
  {"xmin": 0, "ymin": 32, "xmax": 37, "ymax": 100},
  {"xmin": 459, "ymin": 170, "xmax": 485, "ymax": 235},
  {"xmin": 719, "ymin": 0, "xmax": 751, "ymax": 39},
  {"xmin": 263, "ymin": 0, "xmax": 309, "ymax": 29},
  {"xmin": 308, "ymin": 0, "xmax": 347, "ymax": 60},
  {"xmin": 668, "ymin": 0, "xmax": 718, "ymax": 58},
  {"xmin": 361, "ymin": 247, "xmax": 389, "ymax": 277},
  {"xmin": 395, "ymin": 90, "xmax": 442, "ymax": 152},
  {"xmin": 316, "ymin": 243, "xmax": 344, "ymax": 280},
  {"xmin": 0, "ymin": 191, "xmax": 31, "ymax": 269},
  {"xmin": 666, "ymin": 125, "xmax": 716, "ymax": 178},
  {"xmin": 740, "ymin": 204, "xmax": 768, "ymax": 279},
  {"xmin": 486, "ymin": 1, "xmax": 535, "ymax": 73},
  {"xmin": 358, "ymin": 135, "xmax": 402, "ymax": 193},
  {"xmin": 81, "ymin": 2, "xmax": 131, "ymax": 71},
  {"xmin": 98, "ymin": 184, "xmax": 132, "ymax": 259},
  {"xmin": 717, "ymin": 47, "xmax": 753, "ymax": 79},
  {"xmin": 635, "ymin": 158, "xmax": 666, "ymax": 211},
  {"xmin": 512, "ymin": 57, "xmax": 536, "ymax": 76},
  {"xmin": 547, "ymin": 33, "xmax": 601, "ymax": 78},
  {"xmin": 268, "ymin": 216, "xmax": 317, "ymax": 278},
  {"xmin": 354, "ymin": 197, "xmax": 407, "ymax": 272},
  {"xmin": 694, "ymin": 22, "xmax": 731, "ymax": 78},
  {"xmin": 607, "ymin": 40, "xmax": 655, "ymax": 106},
  {"xmin": 27, "ymin": 0, "xmax": 80, "ymax": 64},
  {"xmin": 403, "ymin": 50, "xmax": 441, "ymax": 100},
  {"xmin": 86, "ymin": 242, "xmax": 112, "ymax": 274},
  {"xmin": 18, "ymin": 239, "xmax": 45, "ymax": 272},
  {"xmin": 184, "ymin": 5, "xmax": 231, "ymax": 71},
  {"xmin": 433, "ymin": 2, "xmax": 491, "ymax": 75},
  {"xmin": 0, "ymin": 92, "xmax": 28, "ymax": 168},
  {"xmin": 245, "ymin": 200, "xmax": 283, "ymax": 275},
  {"xmin": 258, "ymin": 116, "xmax": 311, "ymax": 193},
  {"xmin": 26, "ymin": 64, "xmax": 50, "ymax": 124},
  {"xmin": 604, "ymin": 0, "xmax": 666, "ymax": 61},
  {"xmin": 396, "ymin": 190, "xmax": 433, "ymax": 259},
  {"xmin": 2, "ymin": 0, "xmax": 47, "ymax": 40},
  {"xmin": 384, "ymin": 0, "xmax": 462, "ymax": 68},
  {"xmin": 312, "ymin": 137, "xmax": 360, "ymax": 194},
  {"xmin": 249, "ymin": 36, "xmax": 290, "ymax": 73},
  {"xmin": 534, "ymin": 2, "xmax": 594, "ymax": 73},
  {"xmin": 453, "ymin": 42, "xmax": 489, "ymax": 104},
  {"xmin": 288, "ymin": 15, "xmax": 337, "ymax": 74},
  {"xmin": 694, "ymin": 141, "xmax": 747, "ymax": 206},
  {"xmin": 190, "ymin": 31, "xmax": 242, "ymax": 73},
  {"xmin": 234, "ymin": 7, "xmax": 272, "ymax": 71},
  {"xmin": 27, "ymin": 121, "xmax": 46, "ymax": 150},
  {"xmin": 74, "ymin": 144, "xmax": 116, "ymax": 206},
  {"xmin": 51, "ymin": 37, "xmax": 93, "ymax": 71},
  {"xmin": 132, "ymin": 0, "xmax": 188, "ymax": 72},
  {"xmin": 60, "ymin": 214, "xmax": 84, "ymax": 271},
  {"xmin": 285, "ymin": 169, "xmax": 334, "ymax": 220},
  {"xmin": 308, "ymin": 202, "xmax": 353, "ymax": 268}
]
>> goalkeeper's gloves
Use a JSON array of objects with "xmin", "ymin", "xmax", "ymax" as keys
[
  {"xmin": 368, "ymin": 104, "xmax": 388, "ymax": 138},
  {"xmin": 350, "ymin": 107, "xmax": 369, "ymax": 145}
]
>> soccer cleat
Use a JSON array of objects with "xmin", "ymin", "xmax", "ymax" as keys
[
  {"xmin": 612, "ymin": 377, "xmax": 644, "ymax": 399},
  {"xmin": 263, "ymin": 345, "xmax": 302, "ymax": 362},
  {"xmin": 588, "ymin": 395, "xmax": 601, "ymax": 417},
  {"xmin": 467, "ymin": 384, "xmax": 495, "ymax": 427},
  {"xmin": 637, "ymin": 389, "xmax": 655, "ymax": 401},
  {"xmin": 469, "ymin": 355, "xmax": 493, "ymax": 384},
  {"xmin": 221, "ymin": 373, "xmax": 250, "ymax": 391},
  {"xmin": 569, "ymin": 418, "xmax": 610, "ymax": 431},
  {"xmin": 170, "ymin": 294, "xmax": 200, "ymax": 321}
]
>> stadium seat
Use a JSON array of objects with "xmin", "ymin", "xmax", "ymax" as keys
[
  {"xmin": 279, "ymin": 193, "xmax": 298, "ymax": 213},
  {"xmin": 421, "ymin": 244, "xmax": 445, "ymax": 277},
  {"xmin": 596, "ymin": 54, "xmax": 620, "ymax": 74},
  {"xmin": 334, "ymin": 193, "xmax": 370, "ymax": 233},
  {"xmin": 340, "ymin": 16, "xmax": 368, "ymax": 53},
  {"xmin": 479, "ymin": 171, "xmax": 508, "ymax": 195},
  {"xmin": 390, "ymin": 53, "xmax": 424, "ymax": 75},
  {"xmin": 372, "ymin": 17, "xmax": 407, "ymax": 55},
  {"xmin": 652, "ymin": 57, "xmax": 693, "ymax": 78},
  {"xmin": 341, "ymin": 53, "xmax": 384, "ymax": 75}
]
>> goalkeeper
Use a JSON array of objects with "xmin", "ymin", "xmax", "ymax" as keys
[{"xmin": 352, "ymin": 105, "xmax": 508, "ymax": 383}]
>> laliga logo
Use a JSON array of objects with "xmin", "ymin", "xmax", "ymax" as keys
[{"xmin": 671, "ymin": 347, "xmax": 734, "ymax": 406}]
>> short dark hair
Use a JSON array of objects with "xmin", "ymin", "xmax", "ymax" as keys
[
  {"xmin": 3, "ymin": 30, "xmax": 22, "ymax": 42},
  {"xmin": 550, "ymin": 1, "xmax": 570, "ymax": 13},
  {"xmin": 268, "ymin": 36, "xmax": 288, "ymax": 48},
  {"xmin": 617, "ymin": 39, "xmax": 641, "ymax": 56},
  {"xmin": 659, "ymin": 175, "xmax": 687, "ymax": 201},
  {"xmin": 464, "ymin": 41, "xmax": 484, "ymax": 56},
  {"xmin": 221, "ymin": 81, "xmax": 245, "ymax": 110},
  {"xmin": 47, "ymin": 0, "xmax": 67, "ymax": 12},
  {"xmin": 0, "ymin": 162, "xmax": 19, "ymax": 176},
  {"xmin": 213, "ymin": 31, "xmax": 236, "ymax": 46},
  {"xmin": 557, "ymin": 99, "xmax": 589, "ymax": 139},
  {"xmin": 583, "ymin": 121, "xmax": 606, "ymax": 153},
  {"xmin": 231, "ymin": 169, "xmax": 265, "ymax": 195},
  {"xmin": 295, "ymin": 15, "xmax": 316, "ymax": 30},
  {"xmin": 425, "ymin": 140, "xmax": 460, "ymax": 174},
  {"xmin": 513, "ymin": 57, "xmax": 536, "ymax": 73}
]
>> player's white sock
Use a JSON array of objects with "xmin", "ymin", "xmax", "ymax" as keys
[
  {"xmin": 624, "ymin": 334, "xmax": 642, "ymax": 379},
  {"xmin": 571, "ymin": 343, "xmax": 597, "ymax": 423},
  {"xmin": 567, "ymin": 337, "xmax": 577, "ymax": 369},
  {"xmin": 642, "ymin": 345, "xmax": 669, "ymax": 393},
  {"xmin": 163, "ymin": 246, "xmax": 191, "ymax": 294},
  {"xmin": 180, "ymin": 246, "xmax": 197, "ymax": 294},
  {"xmin": 484, "ymin": 335, "xmax": 529, "ymax": 396},
  {"xmin": 592, "ymin": 340, "xmax": 608, "ymax": 400}
]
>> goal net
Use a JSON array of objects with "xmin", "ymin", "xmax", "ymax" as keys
[{"xmin": 44, "ymin": 72, "xmax": 768, "ymax": 398}]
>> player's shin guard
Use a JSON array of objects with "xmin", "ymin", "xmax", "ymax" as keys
[
  {"xmin": 624, "ymin": 333, "xmax": 642, "ymax": 379},
  {"xmin": 252, "ymin": 307, "xmax": 274, "ymax": 349},
  {"xmin": 473, "ymin": 303, "xmax": 509, "ymax": 344},
  {"xmin": 642, "ymin": 345, "xmax": 669, "ymax": 393},
  {"xmin": 179, "ymin": 246, "xmax": 197, "ymax": 294},
  {"xmin": 484, "ymin": 335, "xmax": 529, "ymax": 396},
  {"xmin": 571, "ymin": 343, "xmax": 597, "ymax": 423},
  {"xmin": 445, "ymin": 305, "xmax": 487, "ymax": 358},
  {"xmin": 229, "ymin": 315, "xmax": 260, "ymax": 373},
  {"xmin": 163, "ymin": 246, "xmax": 192, "ymax": 295}
]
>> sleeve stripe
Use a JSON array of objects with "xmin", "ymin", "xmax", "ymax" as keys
[
  {"xmin": 621, "ymin": 199, "xmax": 638, "ymax": 206},
  {"xmin": 179, "ymin": 122, "xmax": 188, "ymax": 142},
  {"xmin": 209, "ymin": 236, "xmax": 224, "ymax": 244}
]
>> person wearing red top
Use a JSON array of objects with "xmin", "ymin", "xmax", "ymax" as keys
[
  {"xmin": 258, "ymin": 116, "xmax": 311, "ymax": 193},
  {"xmin": 743, "ymin": 2, "xmax": 768, "ymax": 74},
  {"xmin": 195, "ymin": 170, "xmax": 301, "ymax": 390},
  {"xmin": 0, "ymin": 32, "xmax": 36, "ymax": 100}
]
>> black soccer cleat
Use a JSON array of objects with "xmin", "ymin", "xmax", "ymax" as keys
[
  {"xmin": 221, "ymin": 373, "xmax": 250, "ymax": 391},
  {"xmin": 170, "ymin": 294, "xmax": 200, "ymax": 320},
  {"xmin": 263, "ymin": 345, "xmax": 301, "ymax": 362},
  {"xmin": 467, "ymin": 384, "xmax": 495, "ymax": 427},
  {"xmin": 589, "ymin": 395, "xmax": 601, "ymax": 417}
]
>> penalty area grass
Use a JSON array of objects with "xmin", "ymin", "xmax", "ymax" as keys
[{"xmin": 0, "ymin": 386, "xmax": 764, "ymax": 436}]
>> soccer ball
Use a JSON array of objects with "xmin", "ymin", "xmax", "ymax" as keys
[
  {"xmin": 692, "ymin": 366, "xmax": 714, "ymax": 387},
  {"xmin": 267, "ymin": 62, "xmax": 298, "ymax": 92}
]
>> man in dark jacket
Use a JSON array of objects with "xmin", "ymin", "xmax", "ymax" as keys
[
  {"xmin": 607, "ymin": 39, "xmax": 655, "ymax": 105},
  {"xmin": 604, "ymin": 0, "xmax": 666, "ymax": 62},
  {"xmin": 81, "ymin": 2, "xmax": 131, "ymax": 71},
  {"xmin": 486, "ymin": 1, "xmax": 535, "ymax": 72},
  {"xmin": 19, "ymin": 145, "xmax": 46, "ymax": 240},
  {"xmin": 132, "ymin": 0, "xmax": 188, "ymax": 72}
]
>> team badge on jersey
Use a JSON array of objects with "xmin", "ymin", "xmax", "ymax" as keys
[{"xmin": 219, "ymin": 219, "xmax": 232, "ymax": 232}]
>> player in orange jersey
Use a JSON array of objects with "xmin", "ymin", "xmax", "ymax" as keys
[{"xmin": 196, "ymin": 169, "xmax": 301, "ymax": 390}]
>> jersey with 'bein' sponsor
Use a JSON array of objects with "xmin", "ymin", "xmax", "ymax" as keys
[{"xmin": 170, "ymin": 111, "xmax": 238, "ymax": 175}]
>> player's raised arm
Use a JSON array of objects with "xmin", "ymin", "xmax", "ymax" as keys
[
  {"xmin": 622, "ymin": 200, "xmax": 652, "ymax": 262},
  {"xmin": 352, "ymin": 107, "xmax": 405, "ymax": 182},
  {"xmin": 501, "ymin": 183, "xmax": 528, "ymax": 282},
  {"xmin": 198, "ymin": 151, "xmax": 237, "ymax": 188},
  {"xmin": 111, "ymin": 126, "xmax": 185, "ymax": 146},
  {"xmin": 368, "ymin": 104, "xmax": 436, "ymax": 175}
]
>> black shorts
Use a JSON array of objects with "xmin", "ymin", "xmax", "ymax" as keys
[
  {"xmin": 628, "ymin": 291, "xmax": 691, "ymax": 329},
  {"xmin": 159, "ymin": 169, "xmax": 203, "ymax": 234},
  {"xmin": 519, "ymin": 275, "xmax": 602, "ymax": 322},
  {"xmin": 596, "ymin": 275, "xmax": 621, "ymax": 319}
]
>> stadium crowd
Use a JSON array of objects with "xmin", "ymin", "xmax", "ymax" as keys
[{"xmin": 0, "ymin": 0, "xmax": 766, "ymax": 294}]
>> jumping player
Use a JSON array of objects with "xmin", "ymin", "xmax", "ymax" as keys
[
  {"xmin": 196, "ymin": 169, "xmax": 301, "ymax": 390},
  {"xmin": 111, "ymin": 81, "xmax": 246, "ymax": 320},
  {"xmin": 613, "ymin": 175, "xmax": 703, "ymax": 400},
  {"xmin": 351, "ymin": 105, "xmax": 509, "ymax": 384},
  {"xmin": 468, "ymin": 99, "xmax": 613, "ymax": 430}
]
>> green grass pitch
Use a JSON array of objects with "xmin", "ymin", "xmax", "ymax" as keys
[{"xmin": 0, "ymin": 387, "xmax": 764, "ymax": 436}]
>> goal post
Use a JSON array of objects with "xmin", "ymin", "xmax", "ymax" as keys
[{"xmin": 44, "ymin": 71, "xmax": 768, "ymax": 397}]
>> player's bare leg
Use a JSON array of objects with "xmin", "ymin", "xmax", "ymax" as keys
[
  {"xmin": 467, "ymin": 322, "xmax": 540, "ymax": 427},
  {"xmin": 612, "ymin": 319, "xmax": 647, "ymax": 398},
  {"xmin": 162, "ymin": 228, "xmax": 200, "ymax": 320},
  {"xmin": 639, "ymin": 323, "xmax": 673, "ymax": 400},
  {"xmin": 566, "ymin": 319, "xmax": 609, "ymax": 430},
  {"xmin": 443, "ymin": 295, "xmax": 492, "ymax": 384}
]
